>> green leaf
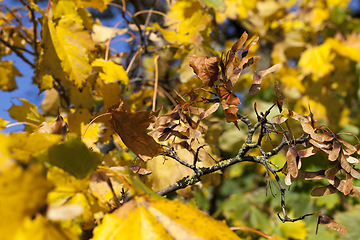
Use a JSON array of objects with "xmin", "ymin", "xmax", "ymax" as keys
[{"xmin": 36, "ymin": 134, "xmax": 102, "ymax": 179}]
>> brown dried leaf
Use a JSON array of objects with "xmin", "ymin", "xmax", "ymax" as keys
[
  {"xmin": 226, "ymin": 32, "xmax": 248, "ymax": 79},
  {"xmin": 217, "ymin": 84, "xmax": 241, "ymax": 127},
  {"xmin": 311, "ymin": 185, "xmax": 337, "ymax": 196},
  {"xmin": 329, "ymin": 141, "xmax": 341, "ymax": 161},
  {"xmin": 249, "ymin": 64, "xmax": 280, "ymax": 95},
  {"xmin": 189, "ymin": 55, "xmax": 219, "ymax": 87},
  {"xmin": 36, "ymin": 113, "xmax": 68, "ymax": 135},
  {"xmin": 108, "ymin": 99, "xmax": 164, "ymax": 162},
  {"xmin": 316, "ymin": 215, "xmax": 348, "ymax": 235},
  {"xmin": 286, "ymin": 146, "xmax": 298, "ymax": 178}
]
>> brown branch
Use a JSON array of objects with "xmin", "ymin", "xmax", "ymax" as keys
[{"xmin": 0, "ymin": 37, "xmax": 35, "ymax": 68}]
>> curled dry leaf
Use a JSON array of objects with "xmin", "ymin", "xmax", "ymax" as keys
[
  {"xmin": 286, "ymin": 146, "xmax": 298, "ymax": 178},
  {"xmin": 36, "ymin": 112, "xmax": 68, "ymax": 136},
  {"xmin": 217, "ymin": 84, "xmax": 241, "ymax": 129},
  {"xmin": 311, "ymin": 185, "xmax": 337, "ymax": 196},
  {"xmin": 189, "ymin": 55, "xmax": 219, "ymax": 87},
  {"xmin": 316, "ymin": 215, "xmax": 348, "ymax": 235},
  {"xmin": 248, "ymin": 63, "xmax": 280, "ymax": 95}
]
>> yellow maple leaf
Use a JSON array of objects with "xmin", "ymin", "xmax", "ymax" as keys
[
  {"xmin": 49, "ymin": 15, "xmax": 93, "ymax": 88},
  {"xmin": 298, "ymin": 43, "xmax": 335, "ymax": 79},
  {"xmin": 8, "ymin": 98, "xmax": 45, "ymax": 131},
  {"xmin": 47, "ymin": 166, "xmax": 106, "ymax": 230},
  {"xmin": 0, "ymin": 61, "xmax": 21, "ymax": 91},
  {"xmin": 92, "ymin": 59, "xmax": 129, "ymax": 84},
  {"xmin": 92, "ymin": 195, "xmax": 242, "ymax": 240}
]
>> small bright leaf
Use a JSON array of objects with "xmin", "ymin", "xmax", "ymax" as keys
[
  {"xmin": 92, "ymin": 195, "xmax": 241, "ymax": 240},
  {"xmin": 92, "ymin": 58, "xmax": 129, "ymax": 84}
]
